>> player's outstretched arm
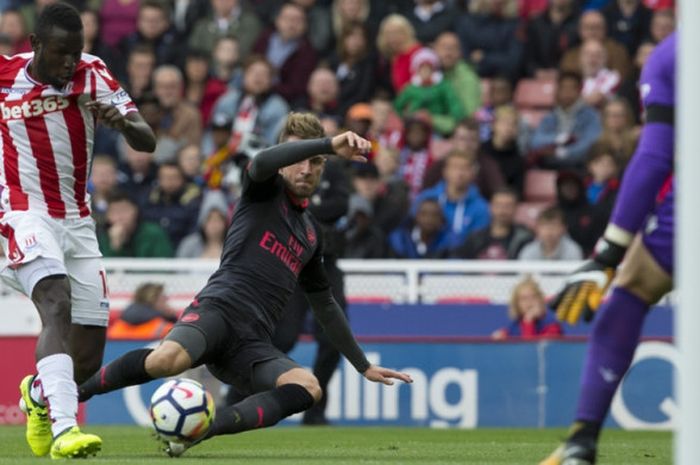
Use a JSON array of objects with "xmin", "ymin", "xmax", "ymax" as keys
[
  {"xmin": 85, "ymin": 101, "xmax": 156, "ymax": 152},
  {"xmin": 305, "ymin": 288, "xmax": 411, "ymax": 384},
  {"xmin": 249, "ymin": 132, "xmax": 370, "ymax": 182}
]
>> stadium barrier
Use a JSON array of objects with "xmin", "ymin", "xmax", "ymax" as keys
[{"xmin": 0, "ymin": 259, "xmax": 675, "ymax": 429}]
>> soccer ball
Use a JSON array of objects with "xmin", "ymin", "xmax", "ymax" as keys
[{"xmin": 150, "ymin": 378, "xmax": 215, "ymax": 443}]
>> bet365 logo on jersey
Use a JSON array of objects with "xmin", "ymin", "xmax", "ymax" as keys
[{"xmin": 0, "ymin": 95, "xmax": 69, "ymax": 120}]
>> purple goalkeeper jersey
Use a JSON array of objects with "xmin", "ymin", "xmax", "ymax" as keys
[{"xmin": 609, "ymin": 32, "xmax": 675, "ymax": 272}]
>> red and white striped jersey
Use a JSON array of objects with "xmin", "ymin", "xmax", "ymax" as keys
[{"xmin": 0, "ymin": 52, "xmax": 136, "ymax": 219}]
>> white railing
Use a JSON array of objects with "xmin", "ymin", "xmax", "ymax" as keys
[{"xmin": 100, "ymin": 258, "xmax": 580, "ymax": 305}]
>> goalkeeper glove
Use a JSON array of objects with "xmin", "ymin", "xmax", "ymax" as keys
[{"xmin": 552, "ymin": 237, "xmax": 628, "ymax": 324}]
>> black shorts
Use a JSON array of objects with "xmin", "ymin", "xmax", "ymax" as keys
[{"xmin": 165, "ymin": 298, "xmax": 300, "ymax": 396}]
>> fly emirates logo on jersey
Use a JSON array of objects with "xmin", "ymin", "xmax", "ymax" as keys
[
  {"xmin": 0, "ymin": 95, "xmax": 69, "ymax": 121},
  {"xmin": 259, "ymin": 230, "xmax": 306, "ymax": 275}
]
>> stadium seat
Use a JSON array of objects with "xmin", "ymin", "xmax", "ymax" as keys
[
  {"xmin": 515, "ymin": 201, "xmax": 552, "ymax": 229},
  {"xmin": 524, "ymin": 169, "xmax": 558, "ymax": 202},
  {"xmin": 514, "ymin": 78, "xmax": 556, "ymax": 110}
]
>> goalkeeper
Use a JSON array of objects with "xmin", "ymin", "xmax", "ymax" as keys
[{"xmin": 541, "ymin": 32, "xmax": 676, "ymax": 465}]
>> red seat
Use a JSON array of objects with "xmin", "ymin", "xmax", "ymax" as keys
[
  {"xmin": 524, "ymin": 169, "xmax": 558, "ymax": 202},
  {"xmin": 515, "ymin": 201, "xmax": 552, "ymax": 229},
  {"xmin": 514, "ymin": 78, "xmax": 556, "ymax": 109}
]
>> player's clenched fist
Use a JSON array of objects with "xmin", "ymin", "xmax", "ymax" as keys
[
  {"xmin": 552, "ymin": 237, "xmax": 627, "ymax": 324},
  {"xmin": 330, "ymin": 131, "xmax": 371, "ymax": 162}
]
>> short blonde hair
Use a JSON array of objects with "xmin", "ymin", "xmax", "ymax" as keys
[
  {"xmin": 279, "ymin": 112, "xmax": 326, "ymax": 142},
  {"xmin": 376, "ymin": 14, "xmax": 416, "ymax": 58},
  {"xmin": 508, "ymin": 275, "xmax": 545, "ymax": 320},
  {"xmin": 493, "ymin": 104, "xmax": 518, "ymax": 123}
]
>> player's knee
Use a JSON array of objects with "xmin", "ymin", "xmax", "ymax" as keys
[
  {"xmin": 277, "ymin": 369, "xmax": 322, "ymax": 403},
  {"xmin": 145, "ymin": 343, "xmax": 192, "ymax": 378},
  {"xmin": 301, "ymin": 376, "xmax": 322, "ymax": 403},
  {"xmin": 32, "ymin": 277, "xmax": 72, "ymax": 325}
]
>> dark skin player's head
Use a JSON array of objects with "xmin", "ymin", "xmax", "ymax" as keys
[{"xmin": 29, "ymin": 3, "xmax": 84, "ymax": 90}]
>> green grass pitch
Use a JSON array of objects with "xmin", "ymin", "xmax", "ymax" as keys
[{"xmin": 0, "ymin": 426, "xmax": 671, "ymax": 464}]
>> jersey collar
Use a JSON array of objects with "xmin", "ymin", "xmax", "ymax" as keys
[{"xmin": 285, "ymin": 189, "xmax": 309, "ymax": 210}]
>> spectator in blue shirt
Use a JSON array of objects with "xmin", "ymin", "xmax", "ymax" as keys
[{"xmin": 413, "ymin": 150, "xmax": 490, "ymax": 250}]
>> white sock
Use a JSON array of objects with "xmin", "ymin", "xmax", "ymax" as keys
[
  {"xmin": 29, "ymin": 375, "xmax": 46, "ymax": 406},
  {"xmin": 37, "ymin": 353, "xmax": 78, "ymax": 437}
]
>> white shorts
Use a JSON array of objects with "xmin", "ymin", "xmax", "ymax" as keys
[{"xmin": 0, "ymin": 211, "xmax": 109, "ymax": 327}]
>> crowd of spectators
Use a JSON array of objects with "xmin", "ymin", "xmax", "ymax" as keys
[{"xmin": 0, "ymin": 0, "xmax": 674, "ymax": 260}]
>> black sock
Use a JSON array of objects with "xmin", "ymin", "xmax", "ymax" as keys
[
  {"xmin": 78, "ymin": 348, "xmax": 154, "ymax": 402},
  {"xmin": 569, "ymin": 420, "xmax": 602, "ymax": 443},
  {"xmin": 206, "ymin": 384, "xmax": 314, "ymax": 438}
]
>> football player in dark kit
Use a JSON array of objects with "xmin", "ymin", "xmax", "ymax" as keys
[{"xmin": 78, "ymin": 113, "xmax": 413, "ymax": 455}]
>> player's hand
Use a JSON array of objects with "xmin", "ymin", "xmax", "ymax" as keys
[
  {"xmin": 551, "ymin": 237, "xmax": 627, "ymax": 324},
  {"xmin": 330, "ymin": 131, "xmax": 370, "ymax": 163},
  {"xmin": 551, "ymin": 260, "xmax": 614, "ymax": 325},
  {"xmin": 363, "ymin": 365, "xmax": 413, "ymax": 385},
  {"xmin": 84, "ymin": 100, "xmax": 129, "ymax": 131}
]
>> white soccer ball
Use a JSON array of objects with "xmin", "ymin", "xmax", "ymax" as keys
[{"xmin": 150, "ymin": 378, "xmax": 215, "ymax": 443}]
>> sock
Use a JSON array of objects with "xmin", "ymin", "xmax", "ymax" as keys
[
  {"xmin": 206, "ymin": 384, "xmax": 314, "ymax": 438},
  {"xmin": 37, "ymin": 353, "xmax": 78, "ymax": 437},
  {"xmin": 575, "ymin": 288, "xmax": 648, "ymax": 424},
  {"xmin": 30, "ymin": 375, "xmax": 45, "ymax": 407},
  {"xmin": 568, "ymin": 420, "xmax": 601, "ymax": 444},
  {"xmin": 78, "ymin": 348, "xmax": 153, "ymax": 402}
]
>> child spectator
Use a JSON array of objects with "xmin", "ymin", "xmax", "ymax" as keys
[
  {"xmin": 492, "ymin": 276, "xmax": 563, "ymax": 340},
  {"xmin": 107, "ymin": 283, "xmax": 180, "ymax": 340},
  {"xmin": 397, "ymin": 114, "xmax": 435, "ymax": 199},
  {"xmin": 518, "ymin": 206, "xmax": 583, "ymax": 260},
  {"xmin": 584, "ymin": 142, "xmax": 621, "ymax": 249},
  {"xmin": 482, "ymin": 105, "xmax": 526, "ymax": 195},
  {"xmin": 393, "ymin": 47, "xmax": 465, "ymax": 136},
  {"xmin": 368, "ymin": 92, "xmax": 403, "ymax": 151},
  {"xmin": 474, "ymin": 76, "xmax": 530, "ymax": 153},
  {"xmin": 388, "ymin": 198, "xmax": 449, "ymax": 259}
]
